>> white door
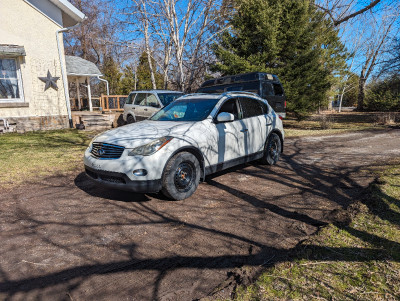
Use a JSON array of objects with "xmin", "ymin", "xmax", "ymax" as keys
[
  {"xmin": 237, "ymin": 97, "xmax": 268, "ymax": 155},
  {"xmin": 213, "ymin": 98, "xmax": 246, "ymax": 164}
]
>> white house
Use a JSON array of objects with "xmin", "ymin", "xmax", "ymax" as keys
[{"xmin": 0, "ymin": 0, "xmax": 85, "ymax": 132}]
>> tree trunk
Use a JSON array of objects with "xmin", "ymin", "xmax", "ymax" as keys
[{"xmin": 357, "ymin": 77, "xmax": 366, "ymax": 111}]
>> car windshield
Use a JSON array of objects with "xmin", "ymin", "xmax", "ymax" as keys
[
  {"xmin": 157, "ymin": 93, "xmax": 184, "ymax": 106},
  {"xmin": 150, "ymin": 98, "xmax": 219, "ymax": 122}
]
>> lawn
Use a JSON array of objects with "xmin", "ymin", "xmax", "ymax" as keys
[
  {"xmin": 283, "ymin": 112, "xmax": 394, "ymax": 137},
  {"xmin": 235, "ymin": 162, "xmax": 400, "ymax": 300},
  {"xmin": 0, "ymin": 129, "xmax": 95, "ymax": 188},
  {"xmin": 0, "ymin": 112, "xmax": 397, "ymax": 188}
]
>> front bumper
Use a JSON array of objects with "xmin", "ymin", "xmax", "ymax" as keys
[{"xmin": 84, "ymin": 165, "xmax": 162, "ymax": 193}]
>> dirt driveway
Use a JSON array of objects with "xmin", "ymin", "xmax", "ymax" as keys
[{"xmin": 1, "ymin": 129, "xmax": 399, "ymax": 301}]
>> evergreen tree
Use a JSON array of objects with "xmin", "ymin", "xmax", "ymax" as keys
[
  {"xmin": 136, "ymin": 52, "xmax": 163, "ymax": 90},
  {"xmin": 102, "ymin": 56, "xmax": 122, "ymax": 94},
  {"xmin": 212, "ymin": 0, "xmax": 347, "ymax": 119},
  {"xmin": 120, "ymin": 66, "xmax": 135, "ymax": 95}
]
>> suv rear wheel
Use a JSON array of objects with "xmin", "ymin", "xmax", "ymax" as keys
[
  {"xmin": 261, "ymin": 132, "xmax": 281, "ymax": 165},
  {"xmin": 162, "ymin": 152, "xmax": 200, "ymax": 200}
]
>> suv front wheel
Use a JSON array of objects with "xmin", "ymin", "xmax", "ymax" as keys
[
  {"xmin": 161, "ymin": 152, "xmax": 200, "ymax": 200},
  {"xmin": 127, "ymin": 114, "xmax": 136, "ymax": 124}
]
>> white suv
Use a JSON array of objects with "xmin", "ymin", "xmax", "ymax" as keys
[
  {"xmin": 123, "ymin": 90, "xmax": 183, "ymax": 123},
  {"xmin": 84, "ymin": 92, "xmax": 284, "ymax": 200}
]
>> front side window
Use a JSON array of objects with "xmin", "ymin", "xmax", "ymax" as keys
[
  {"xmin": 151, "ymin": 98, "xmax": 219, "ymax": 122},
  {"xmin": 134, "ymin": 93, "xmax": 147, "ymax": 106},
  {"xmin": 239, "ymin": 97, "xmax": 264, "ymax": 118},
  {"xmin": 0, "ymin": 58, "xmax": 22, "ymax": 101},
  {"xmin": 126, "ymin": 93, "xmax": 136, "ymax": 104},
  {"xmin": 217, "ymin": 98, "xmax": 239, "ymax": 120}
]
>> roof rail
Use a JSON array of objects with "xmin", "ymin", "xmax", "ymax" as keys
[
  {"xmin": 221, "ymin": 91, "xmax": 260, "ymax": 97},
  {"xmin": 182, "ymin": 93, "xmax": 210, "ymax": 97}
]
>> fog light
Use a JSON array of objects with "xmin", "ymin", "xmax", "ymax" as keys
[{"xmin": 133, "ymin": 169, "xmax": 148, "ymax": 176}]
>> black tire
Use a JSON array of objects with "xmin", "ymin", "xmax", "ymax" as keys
[
  {"xmin": 261, "ymin": 132, "xmax": 282, "ymax": 165},
  {"xmin": 127, "ymin": 114, "xmax": 136, "ymax": 124},
  {"xmin": 161, "ymin": 152, "xmax": 200, "ymax": 200}
]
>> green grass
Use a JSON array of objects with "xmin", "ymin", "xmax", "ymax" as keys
[
  {"xmin": 0, "ymin": 129, "xmax": 95, "ymax": 188},
  {"xmin": 235, "ymin": 163, "xmax": 400, "ymax": 300},
  {"xmin": 283, "ymin": 116, "xmax": 388, "ymax": 138}
]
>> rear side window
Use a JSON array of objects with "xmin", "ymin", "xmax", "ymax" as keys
[
  {"xmin": 146, "ymin": 94, "xmax": 160, "ymax": 107},
  {"xmin": 238, "ymin": 97, "xmax": 263, "ymax": 118},
  {"xmin": 134, "ymin": 93, "xmax": 147, "ymax": 105},
  {"xmin": 262, "ymin": 82, "xmax": 274, "ymax": 97},
  {"xmin": 273, "ymin": 83, "xmax": 284, "ymax": 96}
]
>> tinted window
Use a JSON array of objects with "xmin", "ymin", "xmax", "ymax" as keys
[
  {"xmin": 196, "ymin": 81, "xmax": 260, "ymax": 95},
  {"xmin": 273, "ymin": 83, "xmax": 284, "ymax": 96},
  {"xmin": 239, "ymin": 97, "xmax": 263, "ymax": 118},
  {"xmin": 157, "ymin": 93, "xmax": 183, "ymax": 106},
  {"xmin": 262, "ymin": 82, "xmax": 274, "ymax": 97},
  {"xmin": 217, "ymin": 98, "xmax": 239, "ymax": 120},
  {"xmin": 150, "ymin": 98, "xmax": 219, "ymax": 122},
  {"xmin": 134, "ymin": 93, "xmax": 147, "ymax": 105}
]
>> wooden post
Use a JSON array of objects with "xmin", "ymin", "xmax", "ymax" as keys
[
  {"xmin": 75, "ymin": 78, "xmax": 81, "ymax": 110},
  {"xmin": 117, "ymin": 96, "xmax": 120, "ymax": 110},
  {"xmin": 87, "ymin": 76, "xmax": 93, "ymax": 112}
]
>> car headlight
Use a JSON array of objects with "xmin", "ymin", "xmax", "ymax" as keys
[{"xmin": 128, "ymin": 136, "xmax": 173, "ymax": 156}]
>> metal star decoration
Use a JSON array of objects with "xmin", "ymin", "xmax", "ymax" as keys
[{"xmin": 39, "ymin": 70, "xmax": 60, "ymax": 91}]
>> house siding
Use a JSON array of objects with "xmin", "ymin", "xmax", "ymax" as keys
[{"xmin": 0, "ymin": 0, "xmax": 69, "ymax": 131}]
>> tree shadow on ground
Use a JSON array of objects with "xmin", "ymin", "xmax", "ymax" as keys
[{"xmin": 1, "ymin": 134, "xmax": 399, "ymax": 300}]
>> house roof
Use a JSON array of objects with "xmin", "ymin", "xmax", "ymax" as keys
[
  {"xmin": 48, "ymin": 0, "xmax": 85, "ymax": 27},
  {"xmin": 65, "ymin": 56, "xmax": 102, "ymax": 77}
]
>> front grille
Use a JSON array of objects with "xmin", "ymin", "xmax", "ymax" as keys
[{"xmin": 91, "ymin": 142, "xmax": 125, "ymax": 159}]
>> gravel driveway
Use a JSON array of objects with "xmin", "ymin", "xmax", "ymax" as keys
[{"xmin": 1, "ymin": 129, "xmax": 399, "ymax": 301}]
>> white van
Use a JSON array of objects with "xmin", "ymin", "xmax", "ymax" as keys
[{"xmin": 123, "ymin": 90, "xmax": 183, "ymax": 123}]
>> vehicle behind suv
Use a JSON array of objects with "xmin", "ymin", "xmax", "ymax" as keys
[
  {"xmin": 196, "ymin": 72, "xmax": 286, "ymax": 118},
  {"xmin": 123, "ymin": 90, "xmax": 183, "ymax": 123}
]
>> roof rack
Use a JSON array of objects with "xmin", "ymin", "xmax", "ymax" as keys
[{"xmin": 221, "ymin": 91, "xmax": 260, "ymax": 97}]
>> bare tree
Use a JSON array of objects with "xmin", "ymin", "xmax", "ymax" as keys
[
  {"xmin": 356, "ymin": 10, "xmax": 399, "ymax": 110},
  {"xmin": 314, "ymin": 0, "xmax": 383, "ymax": 26}
]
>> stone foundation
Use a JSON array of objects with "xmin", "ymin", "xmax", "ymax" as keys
[{"xmin": 6, "ymin": 115, "xmax": 69, "ymax": 133}]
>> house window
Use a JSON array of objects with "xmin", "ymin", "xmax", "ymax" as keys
[{"xmin": 0, "ymin": 58, "xmax": 24, "ymax": 101}]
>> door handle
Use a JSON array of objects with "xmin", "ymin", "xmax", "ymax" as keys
[
  {"xmin": 266, "ymin": 123, "xmax": 272, "ymax": 126},
  {"xmin": 240, "ymin": 129, "xmax": 248, "ymax": 132}
]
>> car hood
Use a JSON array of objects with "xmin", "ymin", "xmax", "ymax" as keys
[{"xmin": 93, "ymin": 120, "xmax": 199, "ymax": 148}]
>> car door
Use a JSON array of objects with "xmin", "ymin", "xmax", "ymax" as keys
[
  {"xmin": 123, "ymin": 92, "xmax": 135, "ymax": 120},
  {"xmin": 133, "ymin": 93, "xmax": 147, "ymax": 121},
  {"xmin": 144, "ymin": 93, "xmax": 161, "ymax": 118},
  {"xmin": 237, "ymin": 97, "xmax": 267, "ymax": 156},
  {"xmin": 213, "ymin": 98, "xmax": 246, "ymax": 164}
]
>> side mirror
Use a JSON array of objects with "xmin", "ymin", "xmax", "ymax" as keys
[{"xmin": 217, "ymin": 112, "xmax": 235, "ymax": 123}]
